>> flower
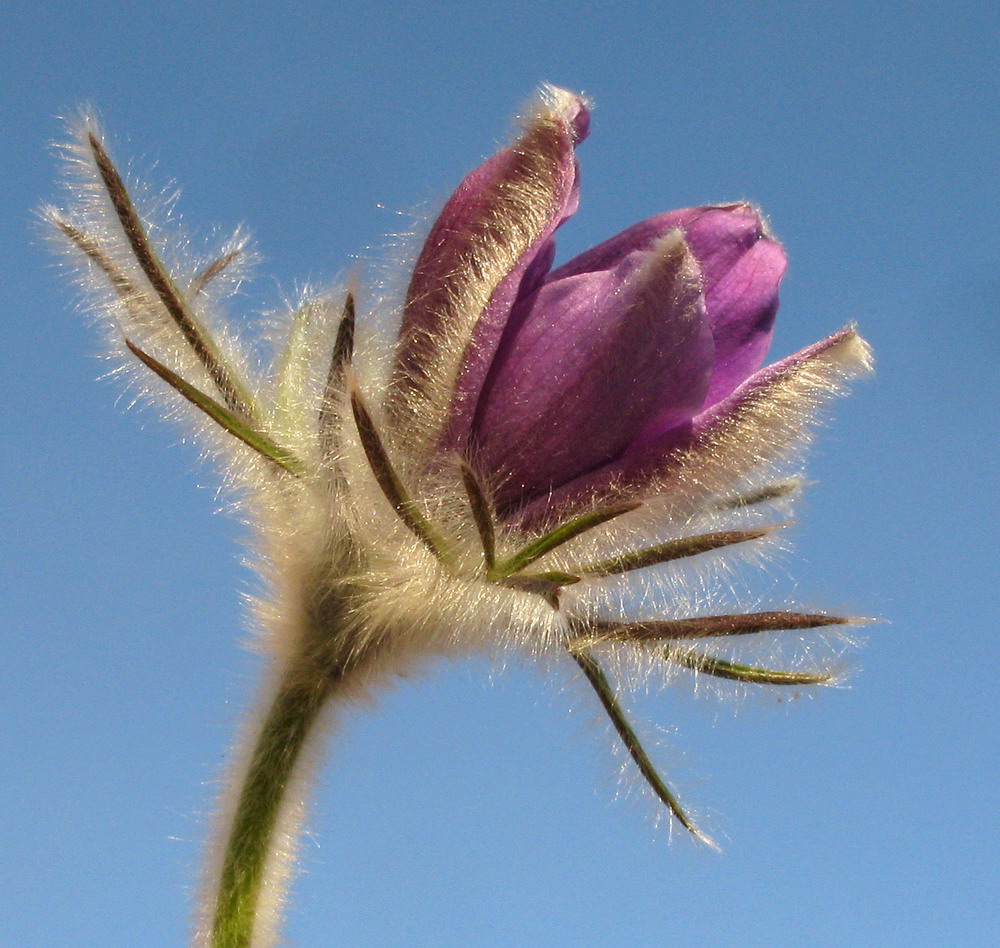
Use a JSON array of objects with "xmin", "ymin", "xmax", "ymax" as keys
[
  {"xmin": 391, "ymin": 88, "xmax": 868, "ymax": 528},
  {"xmin": 46, "ymin": 86, "xmax": 872, "ymax": 948}
]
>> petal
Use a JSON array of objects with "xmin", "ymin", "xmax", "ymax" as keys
[
  {"xmin": 684, "ymin": 207, "xmax": 786, "ymax": 405},
  {"xmin": 547, "ymin": 204, "xmax": 786, "ymax": 411},
  {"xmin": 515, "ymin": 326, "xmax": 872, "ymax": 525},
  {"xmin": 472, "ymin": 231, "xmax": 714, "ymax": 511},
  {"xmin": 389, "ymin": 87, "xmax": 589, "ymax": 458}
]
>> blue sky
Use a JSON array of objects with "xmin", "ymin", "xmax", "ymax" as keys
[{"xmin": 3, "ymin": 1, "xmax": 998, "ymax": 946}]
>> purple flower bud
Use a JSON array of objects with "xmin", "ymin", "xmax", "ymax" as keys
[{"xmin": 393, "ymin": 91, "xmax": 836, "ymax": 518}]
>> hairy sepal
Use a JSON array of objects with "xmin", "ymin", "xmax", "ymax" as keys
[
  {"xmin": 652, "ymin": 328, "xmax": 874, "ymax": 517},
  {"xmin": 390, "ymin": 89, "xmax": 584, "ymax": 459},
  {"xmin": 521, "ymin": 327, "xmax": 873, "ymax": 527}
]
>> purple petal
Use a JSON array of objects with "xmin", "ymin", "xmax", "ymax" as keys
[
  {"xmin": 701, "ymin": 236, "xmax": 785, "ymax": 404},
  {"xmin": 669, "ymin": 325, "xmax": 865, "ymax": 463},
  {"xmin": 546, "ymin": 203, "xmax": 786, "ymax": 418},
  {"xmin": 684, "ymin": 207, "xmax": 786, "ymax": 405},
  {"xmin": 389, "ymin": 88, "xmax": 590, "ymax": 456},
  {"xmin": 472, "ymin": 232, "xmax": 714, "ymax": 511}
]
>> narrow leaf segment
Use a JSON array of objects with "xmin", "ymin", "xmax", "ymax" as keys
[
  {"xmin": 329, "ymin": 290, "xmax": 357, "ymax": 372},
  {"xmin": 88, "ymin": 132, "xmax": 254, "ymax": 416},
  {"xmin": 350, "ymin": 383, "xmax": 451, "ymax": 562},
  {"xmin": 569, "ymin": 646, "xmax": 711, "ymax": 844},
  {"xmin": 500, "ymin": 572, "xmax": 579, "ymax": 610},
  {"xmin": 586, "ymin": 611, "xmax": 851, "ymax": 644},
  {"xmin": 715, "ymin": 481, "xmax": 798, "ymax": 510},
  {"xmin": 189, "ymin": 247, "xmax": 243, "ymax": 297},
  {"xmin": 579, "ymin": 527, "xmax": 777, "ymax": 577},
  {"xmin": 318, "ymin": 291, "xmax": 357, "ymax": 456},
  {"xmin": 490, "ymin": 501, "xmax": 642, "ymax": 579},
  {"xmin": 52, "ymin": 217, "xmax": 144, "ymax": 302},
  {"xmin": 460, "ymin": 462, "xmax": 497, "ymax": 570},
  {"xmin": 125, "ymin": 339, "xmax": 306, "ymax": 476},
  {"xmin": 664, "ymin": 647, "xmax": 835, "ymax": 685}
]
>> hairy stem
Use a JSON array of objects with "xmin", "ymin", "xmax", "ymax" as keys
[
  {"xmin": 205, "ymin": 588, "xmax": 375, "ymax": 948},
  {"xmin": 209, "ymin": 663, "xmax": 334, "ymax": 948}
]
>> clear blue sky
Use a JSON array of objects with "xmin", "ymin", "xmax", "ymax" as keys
[{"xmin": 4, "ymin": 1, "xmax": 998, "ymax": 946}]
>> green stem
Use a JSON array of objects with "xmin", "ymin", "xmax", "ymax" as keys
[
  {"xmin": 210, "ymin": 659, "xmax": 337, "ymax": 948},
  {"xmin": 208, "ymin": 579, "xmax": 374, "ymax": 948}
]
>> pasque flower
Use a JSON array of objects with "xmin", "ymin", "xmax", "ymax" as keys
[{"xmin": 46, "ymin": 85, "xmax": 871, "ymax": 948}]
